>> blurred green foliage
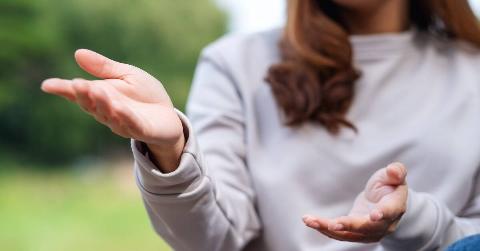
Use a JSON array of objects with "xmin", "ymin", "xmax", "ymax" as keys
[
  {"xmin": 0, "ymin": 164, "xmax": 172, "ymax": 250},
  {"xmin": 0, "ymin": 0, "xmax": 226, "ymax": 165}
]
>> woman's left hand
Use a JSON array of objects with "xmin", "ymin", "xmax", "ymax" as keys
[{"xmin": 303, "ymin": 162, "xmax": 408, "ymax": 243}]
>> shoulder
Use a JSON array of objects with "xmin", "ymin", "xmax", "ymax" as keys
[
  {"xmin": 187, "ymin": 29, "xmax": 283, "ymax": 117},
  {"xmin": 193, "ymin": 28, "xmax": 283, "ymax": 95},
  {"xmin": 420, "ymin": 33, "xmax": 480, "ymax": 63},
  {"xmin": 419, "ymin": 33, "xmax": 480, "ymax": 75},
  {"xmin": 199, "ymin": 28, "xmax": 282, "ymax": 69},
  {"xmin": 421, "ymin": 34, "xmax": 480, "ymax": 93},
  {"xmin": 451, "ymin": 40, "xmax": 480, "ymax": 73},
  {"xmin": 452, "ymin": 41, "xmax": 480, "ymax": 94}
]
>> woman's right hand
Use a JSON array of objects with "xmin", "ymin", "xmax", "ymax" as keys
[{"xmin": 41, "ymin": 49, "xmax": 185, "ymax": 172}]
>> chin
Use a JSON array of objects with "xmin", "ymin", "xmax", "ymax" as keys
[{"xmin": 331, "ymin": 0, "xmax": 387, "ymax": 11}]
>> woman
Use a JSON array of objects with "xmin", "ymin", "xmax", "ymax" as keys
[{"xmin": 41, "ymin": 0, "xmax": 480, "ymax": 250}]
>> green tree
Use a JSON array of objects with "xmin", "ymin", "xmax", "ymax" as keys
[{"xmin": 0, "ymin": 0, "xmax": 226, "ymax": 165}]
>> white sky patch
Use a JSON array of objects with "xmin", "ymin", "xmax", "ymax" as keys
[
  {"xmin": 470, "ymin": 0, "xmax": 480, "ymax": 17},
  {"xmin": 215, "ymin": 0, "xmax": 286, "ymax": 33},
  {"xmin": 215, "ymin": 0, "xmax": 480, "ymax": 33}
]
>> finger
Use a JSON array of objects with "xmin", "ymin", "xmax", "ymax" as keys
[
  {"xmin": 111, "ymin": 102, "xmax": 139, "ymax": 138},
  {"xmin": 317, "ymin": 229, "xmax": 381, "ymax": 243},
  {"xmin": 302, "ymin": 215, "xmax": 373, "ymax": 234},
  {"xmin": 371, "ymin": 163, "xmax": 407, "ymax": 187},
  {"xmin": 104, "ymin": 79, "xmax": 134, "ymax": 96},
  {"xmin": 72, "ymin": 78, "xmax": 96, "ymax": 113},
  {"xmin": 41, "ymin": 78, "xmax": 76, "ymax": 101},
  {"xmin": 303, "ymin": 215, "xmax": 383, "ymax": 243},
  {"xmin": 91, "ymin": 86, "xmax": 132, "ymax": 138},
  {"xmin": 365, "ymin": 163, "xmax": 408, "ymax": 202},
  {"xmin": 372, "ymin": 184, "xmax": 408, "ymax": 222},
  {"xmin": 369, "ymin": 208, "xmax": 385, "ymax": 221},
  {"xmin": 83, "ymin": 85, "xmax": 130, "ymax": 139},
  {"xmin": 303, "ymin": 215, "xmax": 334, "ymax": 230},
  {"xmin": 332, "ymin": 215, "xmax": 387, "ymax": 234},
  {"xmin": 332, "ymin": 215, "xmax": 368, "ymax": 232},
  {"xmin": 88, "ymin": 81, "xmax": 142, "ymax": 136},
  {"xmin": 385, "ymin": 162, "xmax": 407, "ymax": 185},
  {"xmin": 112, "ymin": 102, "xmax": 143, "ymax": 136},
  {"xmin": 90, "ymin": 85, "xmax": 111, "ymax": 124},
  {"xmin": 74, "ymin": 49, "xmax": 137, "ymax": 80}
]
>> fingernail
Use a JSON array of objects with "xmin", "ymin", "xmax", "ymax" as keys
[
  {"xmin": 41, "ymin": 79, "xmax": 55, "ymax": 90},
  {"xmin": 393, "ymin": 162, "xmax": 403, "ymax": 171},
  {"xmin": 304, "ymin": 219, "xmax": 319, "ymax": 228},
  {"xmin": 395, "ymin": 165, "xmax": 404, "ymax": 178},
  {"xmin": 41, "ymin": 79, "xmax": 53, "ymax": 85},
  {"xmin": 302, "ymin": 215, "xmax": 312, "ymax": 222},
  {"xmin": 302, "ymin": 216, "xmax": 320, "ymax": 228}
]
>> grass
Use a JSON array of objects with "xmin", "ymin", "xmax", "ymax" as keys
[{"xmin": 0, "ymin": 160, "xmax": 172, "ymax": 251}]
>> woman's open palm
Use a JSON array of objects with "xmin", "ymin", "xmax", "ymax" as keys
[
  {"xmin": 41, "ymin": 49, "xmax": 184, "ymax": 148},
  {"xmin": 303, "ymin": 163, "xmax": 408, "ymax": 243}
]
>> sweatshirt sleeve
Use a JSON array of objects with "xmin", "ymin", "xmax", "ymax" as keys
[
  {"xmin": 132, "ymin": 48, "xmax": 261, "ymax": 251},
  {"xmin": 380, "ymin": 171, "xmax": 480, "ymax": 251}
]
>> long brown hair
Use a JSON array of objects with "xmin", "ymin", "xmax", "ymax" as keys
[{"xmin": 265, "ymin": 0, "xmax": 480, "ymax": 134}]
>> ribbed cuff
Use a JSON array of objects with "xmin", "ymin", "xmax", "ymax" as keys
[
  {"xmin": 132, "ymin": 109, "xmax": 205, "ymax": 196},
  {"xmin": 381, "ymin": 189, "xmax": 439, "ymax": 251}
]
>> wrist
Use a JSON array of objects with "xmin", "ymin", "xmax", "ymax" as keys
[
  {"xmin": 146, "ymin": 134, "xmax": 185, "ymax": 173},
  {"xmin": 380, "ymin": 189, "xmax": 437, "ymax": 250},
  {"xmin": 145, "ymin": 109, "xmax": 188, "ymax": 173}
]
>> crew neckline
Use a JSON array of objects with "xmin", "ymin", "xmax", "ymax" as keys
[{"xmin": 349, "ymin": 29, "xmax": 417, "ymax": 61}]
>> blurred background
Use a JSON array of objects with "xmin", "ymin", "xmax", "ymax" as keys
[{"xmin": 0, "ymin": 0, "xmax": 478, "ymax": 250}]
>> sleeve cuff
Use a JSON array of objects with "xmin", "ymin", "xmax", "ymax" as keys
[
  {"xmin": 381, "ymin": 189, "xmax": 440, "ymax": 251},
  {"xmin": 131, "ymin": 109, "xmax": 205, "ymax": 195}
]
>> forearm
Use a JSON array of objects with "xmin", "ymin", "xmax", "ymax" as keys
[
  {"xmin": 137, "ymin": 168, "xmax": 260, "ymax": 251},
  {"xmin": 381, "ymin": 189, "xmax": 480, "ymax": 251},
  {"xmin": 133, "ymin": 139, "xmax": 260, "ymax": 251},
  {"xmin": 131, "ymin": 109, "xmax": 261, "ymax": 250},
  {"xmin": 132, "ymin": 47, "xmax": 264, "ymax": 250}
]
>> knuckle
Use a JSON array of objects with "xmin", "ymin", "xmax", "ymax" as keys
[
  {"xmin": 386, "ymin": 228, "xmax": 395, "ymax": 235},
  {"xmin": 72, "ymin": 83, "xmax": 82, "ymax": 92},
  {"xmin": 110, "ymin": 101, "xmax": 121, "ymax": 114},
  {"xmin": 85, "ymin": 88, "xmax": 94, "ymax": 100},
  {"xmin": 391, "ymin": 162, "xmax": 405, "ymax": 168},
  {"xmin": 93, "ymin": 114, "xmax": 106, "ymax": 123},
  {"xmin": 110, "ymin": 115, "xmax": 120, "ymax": 124},
  {"xmin": 120, "ymin": 124, "xmax": 130, "ymax": 132},
  {"xmin": 72, "ymin": 80, "xmax": 85, "ymax": 91},
  {"xmin": 89, "ymin": 85, "xmax": 102, "ymax": 97},
  {"xmin": 125, "ymin": 63, "xmax": 137, "ymax": 72},
  {"xmin": 387, "ymin": 223, "xmax": 399, "ymax": 233},
  {"xmin": 100, "ymin": 59, "xmax": 113, "ymax": 76}
]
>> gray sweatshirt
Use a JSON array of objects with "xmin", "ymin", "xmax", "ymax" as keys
[{"xmin": 132, "ymin": 29, "xmax": 480, "ymax": 251}]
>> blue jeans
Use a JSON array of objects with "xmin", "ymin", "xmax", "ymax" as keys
[{"xmin": 446, "ymin": 235, "xmax": 480, "ymax": 251}]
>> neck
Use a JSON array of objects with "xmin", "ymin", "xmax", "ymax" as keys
[{"xmin": 340, "ymin": 0, "xmax": 410, "ymax": 35}]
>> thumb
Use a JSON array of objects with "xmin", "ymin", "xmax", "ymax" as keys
[
  {"xmin": 365, "ymin": 162, "xmax": 407, "ymax": 202},
  {"xmin": 383, "ymin": 162, "xmax": 407, "ymax": 186},
  {"xmin": 74, "ymin": 49, "xmax": 137, "ymax": 79}
]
